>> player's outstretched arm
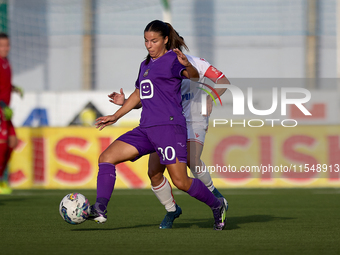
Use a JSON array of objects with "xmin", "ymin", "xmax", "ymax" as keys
[
  {"xmin": 108, "ymin": 88, "xmax": 142, "ymax": 109},
  {"xmin": 173, "ymin": 48, "xmax": 199, "ymax": 80},
  {"xmin": 96, "ymin": 89, "xmax": 141, "ymax": 130}
]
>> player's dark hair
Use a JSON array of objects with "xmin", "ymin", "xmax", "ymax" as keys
[
  {"xmin": 144, "ymin": 20, "xmax": 188, "ymax": 64},
  {"xmin": 165, "ymin": 22, "xmax": 188, "ymax": 52},
  {"xmin": 0, "ymin": 32, "xmax": 9, "ymax": 39}
]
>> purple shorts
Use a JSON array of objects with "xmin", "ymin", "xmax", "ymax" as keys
[{"xmin": 117, "ymin": 125, "xmax": 187, "ymax": 165}]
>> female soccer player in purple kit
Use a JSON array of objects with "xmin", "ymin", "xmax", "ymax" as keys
[{"xmin": 90, "ymin": 20, "xmax": 227, "ymax": 230}]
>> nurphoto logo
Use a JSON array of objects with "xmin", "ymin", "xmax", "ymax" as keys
[{"xmin": 200, "ymin": 84, "xmax": 312, "ymax": 128}]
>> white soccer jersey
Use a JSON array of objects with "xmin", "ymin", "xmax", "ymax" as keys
[{"xmin": 182, "ymin": 55, "xmax": 225, "ymax": 123}]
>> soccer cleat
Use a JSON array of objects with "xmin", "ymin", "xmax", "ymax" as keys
[
  {"xmin": 212, "ymin": 187, "xmax": 224, "ymax": 199},
  {"xmin": 159, "ymin": 204, "xmax": 182, "ymax": 229},
  {"xmin": 88, "ymin": 204, "xmax": 107, "ymax": 224},
  {"xmin": 212, "ymin": 198, "xmax": 228, "ymax": 231}
]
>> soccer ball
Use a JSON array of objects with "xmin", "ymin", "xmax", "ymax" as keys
[{"xmin": 59, "ymin": 193, "xmax": 90, "ymax": 224}]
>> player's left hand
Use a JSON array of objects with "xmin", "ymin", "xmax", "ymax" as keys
[
  {"xmin": 12, "ymin": 85, "xmax": 24, "ymax": 98},
  {"xmin": 95, "ymin": 115, "xmax": 118, "ymax": 130},
  {"xmin": 173, "ymin": 48, "xmax": 191, "ymax": 67}
]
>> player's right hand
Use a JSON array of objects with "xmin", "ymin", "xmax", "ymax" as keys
[
  {"xmin": 3, "ymin": 106, "xmax": 13, "ymax": 121},
  {"xmin": 95, "ymin": 115, "xmax": 118, "ymax": 130},
  {"xmin": 108, "ymin": 88, "xmax": 125, "ymax": 106}
]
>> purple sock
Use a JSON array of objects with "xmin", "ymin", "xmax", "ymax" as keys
[
  {"xmin": 187, "ymin": 178, "xmax": 221, "ymax": 209},
  {"xmin": 96, "ymin": 162, "xmax": 116, "ymax": 208}
]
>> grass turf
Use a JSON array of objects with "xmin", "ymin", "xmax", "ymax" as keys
[{"xmin": 0, "ymin": 188, "xmax": 339, "ymax": 255}]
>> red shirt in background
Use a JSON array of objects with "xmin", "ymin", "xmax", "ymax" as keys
[{"xmin": 0, "ymin": 57, "xmax": 12, "ymax": 106}]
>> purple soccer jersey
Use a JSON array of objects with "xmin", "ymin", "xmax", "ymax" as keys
[{"xmin": 135, "ymin": 50, "xmax": 187, "ymax": 128}]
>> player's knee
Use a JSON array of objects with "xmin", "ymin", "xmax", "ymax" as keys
[
  {"xmin": 172, "ymin": 178, "xmax": 191, "ymax": 192},
  {"xmin": 98, "ymin": 151, "xmax": 115, "ymax": 164}
]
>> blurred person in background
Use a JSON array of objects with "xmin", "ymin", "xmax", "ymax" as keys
[{"xmin": 0, "ymin": 32, "xmax": 23, "ymax": 194}]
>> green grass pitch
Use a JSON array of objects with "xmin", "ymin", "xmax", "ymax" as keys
[{"xmin": 1, "ymin": 188, "xmax": 339, "ymax": 255}]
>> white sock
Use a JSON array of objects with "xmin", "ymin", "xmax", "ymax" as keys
[
  {"xmin": 191, "ymin": 161, "xmax": 215, "ymax": 192},
  {"xmin": 151, "ymin": 177, "xmax": 176, "ymax": 212}
]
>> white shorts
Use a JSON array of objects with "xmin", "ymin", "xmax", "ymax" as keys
[{"xmin": 187, "ymin": 121, "xmax": 208, "ymax": 145}]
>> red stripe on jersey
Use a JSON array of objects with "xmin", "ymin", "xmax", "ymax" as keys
[{"xmin": 204, "ymin": 65, "xmax": 225, "ymax": 83}]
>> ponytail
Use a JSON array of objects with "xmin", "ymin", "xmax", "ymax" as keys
[{"xmin": 165, "ymin": 23, "xmax": 189, "ymax": 52}]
